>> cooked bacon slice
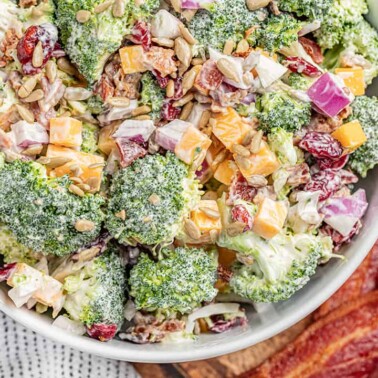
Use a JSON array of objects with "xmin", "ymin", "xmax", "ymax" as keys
[
  {"xmin": 115, "ymin": 138, "xmax": 147, "ymax": 168},
  {"xmin": 316, "ymin": 245, "xmax": 378, "ymax": 319},
  {"xmin": 240, "ymin": 291, "xmax": 378, "ymax": 378}
]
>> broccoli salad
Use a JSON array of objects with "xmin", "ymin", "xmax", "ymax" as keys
[{"xmin": 0, "ymin": 0, "xmax": 376, "ymax": 344}]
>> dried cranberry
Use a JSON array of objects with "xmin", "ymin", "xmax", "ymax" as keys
[
  {"xmin": 299, "ymin": 37, "xmax": 324, "ymax": 65},
  {"xmin": 152, "ymin": 69, "xmax": 169, "ymax": 88},
  {"xmin": 228, "ymin": 173, "xmax": 257, "ymax": 204},
  {"xmin": 0, "ymin": 263, "xmax": 17, "ymax": 282},
  {"xmin": 285, "ymin": 57, "xmax": 321, "ymax": 78},
  {"xmin": 304, "ymin": 169, "xmax": 342, "ymax": 201},
  {"xmin": 231, "ymin": 205, "xmax": 253, "ymax": 231},
  {"xmin": 299, "ymin": 132, "xmax": 343, "ymax": 160},
  {"xmin": 86, "ymin": 323, "xmax": 118, "ymax": 342},
  {"xmin": 161, "ymin": 100, "xmax": 181, "ymax": 121},
  {"xmin": 321, "ymin": 221, "xmax": 361, "ymax": 251},
  {"xmin": 116, "ymin": 138, "xmax": 147, "ymax": 167},
  {"xmin": 317, "ymin": 154, "xmax": 349, "ymax": 171},
  {"xmin": 209, "ymin": 316, "xmax": 247, "ymax": 333},
  {"xmin": 17, "ymin": 24, "xmax": 58, "ymax": 75},
  {"xmin": 172, "ymin": 77, "xmax": 183, "ymax": 100},
  {"xmin": 130, "ymin": 21, "xmax": 151, "ymax": 51}
]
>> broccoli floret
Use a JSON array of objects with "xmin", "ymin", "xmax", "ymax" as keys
[
  {"xmin": 256, "ymin": 13, "xmax": 302, "ymax": 53},
  {"xmin": 268, "ymin": 127, "xmax": 297, "ymax": 166},
  {"xmin": 188, "ymin": 0, "xmax": 268, "ymax": 51},
  {"xmin": 19, "ymin": 0, "xmax": 55, "ymax": 27},
  {"xmin": 346, "ymin": 96, "xmax": 378, "ymax": 177},
  {"xmin": 0, "ymin": 160, "xmax": 105, "ymax": 256},
  {"xmin": 278, "ymin": 0, "xmax": 332, "ymax": 21},
  {"xmin": 314, "ymin": 0, "xmax": 368, "ymax": 50},
  {"xmin": 256, "ymin": 91, "xmax": 311, "ymax": 133},
  {"xmin": 129, "ymin": 247, "xmax": 218, "ymax": 314},
  {"xmin": 81, "ymin": 122, "xmax": 99, "ymax": 154},
  {"xmin": 55, "ymin": 0, "xmax": 159, "ymax": 84},
  {"xmin": 218, "ymin": 231, "xmax": 325, "ymax": 302},
  {"xmin": 63, "ymin": 244, "xmax": 126, "ymax": 328},
  {"xmin": 287, "ymin": 73, "xmax": 314, "ymax": 91},
  {"xmin": 139, "ymin": 72, "xmax": 164, "ymax": 120},
  {"xmin": 0, "ymin": 224, "xmax": 39, "ymax": 265},
  {"xmin": 106, "ymin": 152, "xmax": 200, "ymax": 246},
  {"xmin": 86, "ymin": 95, "xmax": 105, "ymax": 115}
]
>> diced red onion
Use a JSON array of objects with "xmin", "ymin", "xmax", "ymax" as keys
[
  {"xmin": 11, "ymin": 121, "xmax": 49, "ymax": 148},
  {"xmin": 112, "ymin": 119, "xmax": 156, "ymax": 144},
  {"xmin": 181, "ymin": 0, "xmax": 216, "ymax": 9},
  {"xmin": 254, "ymin": 54, "xmax": 288, "ymax": 88},
  {"xmin": 298, "ymin": 20, "xmax": 321, "ymax": 37},
  {"xmin": 241, "ymin": 93, "xmax": 256, "ymax": 105},
  {"xmin": 150, "ymin": 10, "xmax": 181, "ymax": 39},
  {"xmin": 155, "ymin": 119, "xmax": 191, "ymax": 151}
]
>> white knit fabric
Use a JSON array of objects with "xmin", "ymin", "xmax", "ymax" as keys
[{"xmin": 0, "ymin": 311, "xmax": 139, "ymax": 378}]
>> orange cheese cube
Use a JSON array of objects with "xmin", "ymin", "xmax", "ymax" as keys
[
  {"xmin": 98, "ymin": 124, "xmax": 119, "ymax": 155},
  {"xmin": 335, "ymin": 67, "xmax": 365, "ymax": 96},
  {"xmin": 49, "ymin": 117, "xmax": 83, "ymax": 148},
  {"xmin": 191, "ymin": 200, "xmax": 222, "ymax": 233},
  {"xmin": 46, "ymin": 145, "xmax": 104, "ymax": 191},
  {"xmin": 214, "ymin": 159, "xmax": 237, "ymax": 185},
  {"xmin": 175, "ymin": 125, "xmax": 212, "ymax": 165},
  {"xmin": 119, "ymin": 45, "xmax": 148, "ymax": 75},
  {"xmin": 234, "ymin": 141, "xmax": 280, "ymax": 178},
  {"xmin": 332, "ymin": 120, "xmax": 367, "ymax": 152},
  {"xmin": 253, "ymin": 198, "xmax": 288, "ymax": 239},
  {"xmin": 212, "ymin": 108, "xmax": 250, "ymax": 150}
]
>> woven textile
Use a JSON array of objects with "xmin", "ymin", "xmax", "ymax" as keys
[{"xmin": 0, "ymin": 312, "xmax": 139, "ymax": 378}]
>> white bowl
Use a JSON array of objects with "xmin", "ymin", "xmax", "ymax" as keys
[{"xmin": 1, "ymin": 6, "xmax": 378, "ymax": 364}]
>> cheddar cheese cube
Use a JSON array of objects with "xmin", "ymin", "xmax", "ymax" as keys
[
  {"xmin": 332, "ymin": 120, "xmax": 367, "ymax": 152},
  {"xmin": 214, "ymin": 158, "xmax": 237, "ymax": 185},
  {"xmin": 335, "ymin": 67, "xmax": 365, "ymax": 96},
  {"xmin": 253, "ymin": 198, "xmax": 288, "ymax": 239},
  {"xmin": 191, "ymin": 200, "xmax": 222, "ymax": 233},
  {"xmin": 175, "ymin": 125, "xmax": 212, "ymax": 165},
  {"xmin": 119, "ymin": 45, "xmax": 148, "ymax": 75},
  {"xmin": 46, "ymin": 145, "xmax": 104, "ymax": 191},
  {"xmin": 234, "ymin": 141, "xmax": 280, "ymax": 178},
  {"xmin": 49, "ymin": 117, "xmax": 83, "ymax": 148},
  {"xmin": 98, "ymin": 123, "xmax": 119, "ymax": 155},
  {"xmin": 212, "ymin": 108, "xmax": 250, "ymax": 150}
]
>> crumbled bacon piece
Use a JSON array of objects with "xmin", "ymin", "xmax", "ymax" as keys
[
  {"xmin": 19, "ymin": 0, "xmax": 37, "ymax": 7},
  {"xmin": 116, "ymin": 138, "xmax": 147, "ymax": 168},
  {"xmin": 86, "ymin": 323, "xmax": 118, "ymax": 342},
  {"xmin": 217, "ymin": 265, "xmax": 233, "ymax": 283},
  {"xmin": 94, "ymin": 74, "xmax": 115, "ymax": 101},
  {"xmin": 299, "ymin": 37, "xmax": 324, "ymax": 65},
  {"xmin": 145, "ymin": 46, "xmax": 177, "ymax": 77},
  {"xmin": 0, "ymin": 29, "xmax": 20, "ymax": 68},
  {"xmin": 228, "ymin": 173, "xmax": 257, "ymax": 205},
  {"xmin": 195, "ymin": 60, "xmax": 223, "ymax": 93}
]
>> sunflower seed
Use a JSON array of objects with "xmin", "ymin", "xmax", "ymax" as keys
[
  {"xmin": 151, "ymin": 37, "xmax": 174, "ymax": 48},
  {"xmin": 180, "ymin": 101, "xmax": 194, "ymax": 120},
  {"xmin": 18, "ymin": 77, "xmax": 37, "ymax": 98},
  {"xmin": 182, "ymin": 9, "xmax": 196, "ymax": 22},
  {"xmin": 232, "ymin": 144, "xmax": 251, "ymax": 157},
  {"xmin": 32, "ymin": 41, "xmax": 43, "ymax": 68},
  {"xmin": 143, "ymin": 216, "xmax": 152, "ymax": 223},
  {"xmin": 199, "ymin": 207, "xmax": 220, "ymax": 219},
  {"xmin": 23, "ymin": 89, "xmax": 44, "ymax": 103},
  {"xmin": 241, "ymin": 129, "xmax": 257, "ymax": 146},
  {"xmin": 226, "ymin": 222, "xmax": 246, "ymax": 237},
  {"xmin": 115, "ymin": 209, "xmax": 126, "ymax": 220},
  {"xmin": 223, "ymin": 39, "xmax": 236, "ymax": 55},
  {"xmin": 212, "ymin": 149, "xmax": 228, "ymax": 166},
  {"xmin": 182, "ymin": 67, "xmax": 199, "ymax": 95},
  {"xmin": 106, "ymin": 96, "xmax": 131, "ymax": 107},
  {"xmin": 74, "ymin": 219, "xmax": 95, "ymax": 232},
  {"xmin": 112, "ymin": 0, "xmax": 125, "ymax": 17},
  {"xmin": 148, "ymin": 193, "xmax": 161, "ymax": 205},
  {"xmin": 70, "ymin": 185, "xmax": 85, "ymax": 198},
  {"xmin": 133, "ymin": 115, "xmax": 151, "ymax": 120},
  {"xmin": 202, "ymin": 191, "xmax": 218, "ymax": 201},
  {"xmin": 88, "ymin": 162, "xmax": 105, "ymax": 169},
  {"xmin": 173, "ymin": 93, "xmax": 194, "ymax": 107},
  {"xmin": 171, "ymin": 0, "xmax": 181, "ymax": 12},
  {"xmin": 235, "ymin": 155, "xmax": 251, "ymax": 170},
  {"xmin": 64, "ymin": 87, "xmax": 92, "ymax": 101},
  {"xmin": 73, "ymin": 246, "xmax": 101, "ymax": 262},
  {"xmin": 94, "ymin": 0, "xmax": 113, "ymax": 13},
  {"xmin": 175, "ymin": 37, "xmax": 192, "ymax": 68},
  {"xmin": 250, "ymin": 130, "xmax": 263, "ymax": 153},
  {"xmin": 246, "ymin": 0, "xmax": 271, "ymax": 11},
  {"xmin": 37, "ymin": 156, "xmax": 72, "ymax": 168},
  {"xmin": 246, "ymin": 175, "xmax": 268, "ymax": 188},
  {"xmin": 210, "ymin": 229, "xmax": 219, "ymax": 243},
  {"xmin": 22, "ymin": 144, "xmax": 43, "ymax": 156},
  {"xmin": 45, "ymin": 60, "xmax": 57, "ymax": 83},
  {"xmin": 69, "ymin": 163, "xmax": 83, "ymax": 177},
  {"xmin": 236, "ymin": 39, "xmax": 249, "ymax": 54},
  {"xmin": 57, "ymin": 57, "xmax": 78, "ymax": 76},
  {"xmin": 131, "ymin": 105, "xmax": 151, "ymax": 116},
  {"xmin": 199, "ymin": 110, "xmax": 211, "ymax": 130},
  {"xmin": 76, "ymin": 10, "xmax": 91, "ymax": 23},
  {"xmin": 166, "ymin": 79, "xmax": 175, "ymax": 98},
  {"xmin": 184, "ymin": 219, "xmax": 201, "ymax": 240},
  {"xmin": 217, "ymin": 58, "xmax": 240, "ymax": 83},
  {"xmin": 179, "ymin": 24, "xmax": 197, "ymax": 45},
  {"xmin": 77, "ymin": 183, "xmax": 91, "ymax": 192},
  {"xmin": 70, "ymin": 176, "xmax": 83, "ymax": 184},
  {"xmin": 191, "ymin": 57, "xmax": 204, "ymax": 66},
  {"xmin": 16, "ymin": 104, "xmax": 34, "ymax": 123},
  {"xmin": 87, "ymin": 177, "xmax": 101, "ymax": 190}
]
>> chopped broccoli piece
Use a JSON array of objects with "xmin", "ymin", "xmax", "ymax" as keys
[
  {"xmin": 63, "ymin": 244, "xmax": 126, "ymax": 328},
  {"xmin": 256, "ymin": 13, "xmax": 302, "ymax": 53},
  {"xmin": 256, "ymin": 91, "xmax": 312, "ymax": 133},
  {"xmin": 278, "ymin": 0, "xmax": 333, "ymax": 21},
  {"xmin": 81, "ymin": 122, "xmax": 99, "ymax": 154},
  {"xmin": 0, "ymin": 160, "xmax": 105, "ymax": 256},
  {"xmin": 346, "ymin": 96, "xmax": 378, "ymax": 177},
  {"xmin": 106, "ymin": 152, "xmax": 200, "ymax": 246},
  {"xmin": 268, "ymin": 127, "xmax": 297, "ymax": 166},
  {"xmin": 86, "ymin": 95, "xmax": 105, "ymax": 115},
  {"xmin": 287, "ymin": 73, "xmax": 314, "ymax": 91},
  {"xmin": 314, "ymin": 0, "xmax": 368, "ymax": 50},
  {"xmin": 218, "ymin": 231, "xmax": 325, "ymax": 302},
  {"xmin": 129, "ymin": 247, "xmax": 218, "ymax": 314},
  {"xmin": 139, "ymin": 72, "xmax": 164, "ymax": 120},
  {"xmin": 55, "ymin": 0, "xmax": 159, "ymax": 84},
  {"xmin": 0, "ymin": 224, "xmax": 39, "ymax": 265},
  {"xmin": 189, "ymin": 0, "xmax": 268, "ymax": 51}
]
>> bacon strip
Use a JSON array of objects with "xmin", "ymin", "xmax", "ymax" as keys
[
  {"xmin": 315, "ymin": 244, "xmax": 378, "ymax": 319},
  {"xmin": 239, "ymin": 291, "xmax": 378, "ymax": 378}
]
